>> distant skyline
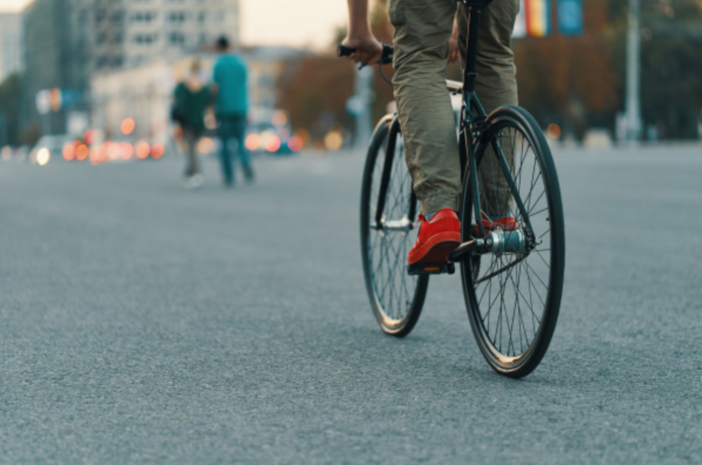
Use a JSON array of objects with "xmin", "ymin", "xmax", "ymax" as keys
[{"xmin": 0, "ymin": 0, "xmax": 348, "ymax": 50}]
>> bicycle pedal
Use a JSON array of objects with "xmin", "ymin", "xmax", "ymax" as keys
[{"xmin": 407, "ymin": 262, "xmax": 455, "ymax": 276}]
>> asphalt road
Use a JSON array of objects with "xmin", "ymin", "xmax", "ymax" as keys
[{"xmin": 1, "ymin": 145, "xmax": 701, "ymax": 464}]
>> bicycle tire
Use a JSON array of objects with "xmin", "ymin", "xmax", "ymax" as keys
[
  {"xmin": 360, "ymin": 116, "xmax": 428, "ymax": 337},
  {"xmin": 460, "ymin": 105, "xmax": 565, "ymax": 378}
]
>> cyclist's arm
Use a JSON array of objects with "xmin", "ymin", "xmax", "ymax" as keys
[
  {"xmin": 448, "ymin": 15, "xmax": 460, "ymax": 64},
  {"xmin": 341, "ymin": 0, "xmax": 383, "ymax": 65}
]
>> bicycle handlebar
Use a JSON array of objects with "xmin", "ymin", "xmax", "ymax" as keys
[{"xmin": 337, "ymin": 44, "xmax": 394, "ymax": 67}]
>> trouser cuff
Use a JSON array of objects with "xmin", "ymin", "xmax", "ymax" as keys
[{"xmin": 419, "ymin": 194, "xmax": 459, "ymax": 215}]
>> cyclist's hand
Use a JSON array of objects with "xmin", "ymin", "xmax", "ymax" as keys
[{"xmin": 341, "ymin": 33, "xmax": 383, "ymax": 66}]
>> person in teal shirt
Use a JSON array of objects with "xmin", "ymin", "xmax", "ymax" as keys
[{"xmin": 212, "ymin": 36, "xmax": 253, "ymax": 187}]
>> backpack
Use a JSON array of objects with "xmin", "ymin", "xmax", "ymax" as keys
[{"xmin": 171, "ymin": 84, "xmax": 188, "ymax": 125}]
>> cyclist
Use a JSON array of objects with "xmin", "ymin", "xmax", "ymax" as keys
[{"xmin": 342, "ymin": 0, "xmax": 519, "ymax": 266}]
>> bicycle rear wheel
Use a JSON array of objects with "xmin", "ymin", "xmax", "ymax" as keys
[
  {"xmin": 460, "ymin": 105, "xmax": 565, "ymax": 378},
  {"xmin": 360, "ymin": 116, "xmax": 428, "ymax": 337}
]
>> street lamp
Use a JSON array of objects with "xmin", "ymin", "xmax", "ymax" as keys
[
  {"xmin": 624, "ymin": 0, "xmax": 643, "ymax": 142},
  {"xmin": 347, "ymin": 66, "xmax": 374, "ymax": 149}
]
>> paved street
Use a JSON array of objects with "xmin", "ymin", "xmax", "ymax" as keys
[{"xmin": 1, "ymin": 145, "xmax": 701, "ymax": 464}]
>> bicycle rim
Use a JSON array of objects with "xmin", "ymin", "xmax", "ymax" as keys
[
  {"xmin": 461, "ymin": 106, "xmax": 565, "ymax": 377},
  {"xmin": 360, "ymin": 118, "xmax": 428, "ymax": 337}
]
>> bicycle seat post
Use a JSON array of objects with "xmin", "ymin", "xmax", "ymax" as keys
[{"xmin": 463, "ymin": 4, "xmax": 483, "ymax": 95}]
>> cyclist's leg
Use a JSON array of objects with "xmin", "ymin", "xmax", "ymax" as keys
[
  {"xmin": 458, "ymin": 0, "xmax": 520, "ymax": 219},
  {"xmin": 391, "ymin": 0, "xmax": 461, "ymax": 215}
]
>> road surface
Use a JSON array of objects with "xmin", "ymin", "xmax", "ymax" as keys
[{"xmin": 1, "ymin": 145, "xmax": 701, "ymax": 463}]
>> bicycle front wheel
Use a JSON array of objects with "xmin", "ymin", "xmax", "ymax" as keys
[
  {"xmin": 460, "ymin": 105, "xmax": 565, "ymax": 378},
  {"xmin": 360, "ymin": 116, "xmax": 428, "ymax": 337}
]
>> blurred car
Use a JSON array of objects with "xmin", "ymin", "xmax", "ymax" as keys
[
  {"xmin": 30, "ymin": 135, "xmax": 73, "ymax": 160},
  {"xmin": 244, "ymin": 109, "xmax": 303, "ymax": 155},
  {"xmin": 29, "ymin": 135, "xmax": 76, "ymax": 165}
]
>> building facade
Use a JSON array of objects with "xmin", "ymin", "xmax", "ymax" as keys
[
  {"xmin": 0, "ymin": 13, "xmax": 23, "ymax": 83},
  {"xmin": 21, "ymin": 0, "xmax": 241, "ymax": 136},
  {"xmin": 90, "ymin": 47, "xmax": 305, "ymax": 145},
  {"xmin": 71, "ymin": 0, "xmax": 241, "ymax": 72}
]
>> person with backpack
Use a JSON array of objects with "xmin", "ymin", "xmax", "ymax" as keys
[{"xmin": 173, "ymin": 59, "xmax": 212, "ymax": 189}]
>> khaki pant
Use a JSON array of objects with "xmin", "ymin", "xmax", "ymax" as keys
[{"xmin": 390, "ymin": 0, "xmax": 519, "ymax": 215}]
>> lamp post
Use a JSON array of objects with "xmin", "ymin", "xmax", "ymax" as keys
[
  {"xmin": 624, "ymin": 0, "xmax": 642, "ymax": 142},
  {"xmin": 348, "ymin": 66, "xmax": 374, "ymax": 149}
]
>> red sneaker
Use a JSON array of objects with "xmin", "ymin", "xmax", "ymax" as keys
[
  {"xmin": 407, "ymin": 209, "xmax": 461, "ymax": 265},
  {"xmin": 473, "ymin": 213, "xmax": 519, "ymax": 237},
  {"xmin": 482, "ymin": 212, "xmax": 518, "ymax": 231}
]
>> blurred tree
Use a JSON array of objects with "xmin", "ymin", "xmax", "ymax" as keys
[
  {"xmin": 322, "ymin": 0, "xmax": 702, "ymax": 142},
  {"xmin": 276, "ymin": 57, "xmax": 356, "ymax": 145},
  {"xmin": 517, "ymin": 0, "xmax": 702, "ymax": 141},
  {"xmin": 637, "ymin": 0, "xmax": 702, "ymax": 139},
  {"xmin": 513, "ymin": 0, "xmax": 619, "ymax": 141},
  {"xmin": 0, "ymin": 73, "xmax": 22, "ymax": 146}
]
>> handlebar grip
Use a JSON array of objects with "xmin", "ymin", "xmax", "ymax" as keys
[
  {"xmin": 337, "ymin": 45, "xmax": 356, "ymax": 58},
  {"xmin": 380, "ymin": 44, "xmax": 394, "ymax": 65},
  {"xmin": 337, "ymin": 44, "xmax": 394, "ymax": 67}
]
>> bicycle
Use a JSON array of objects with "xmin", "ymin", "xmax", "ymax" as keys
[{"xmin": 339, "ymin": 0, "xmax": 565, "ymax": 378}]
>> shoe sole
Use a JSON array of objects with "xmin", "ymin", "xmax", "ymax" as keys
[{"xmin": 408, "ymin": 231, "xmax": 461, "ymax": 265}]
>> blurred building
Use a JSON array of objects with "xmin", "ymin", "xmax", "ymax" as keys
[
  {"xmin": 90, "ymin": 47, "xmax": 305, "ymax": 144},
  {"xmin": 0, "ymin": 13, "xmax": 23, "ymax": 83},
  {"xmin": 22, "ymin": 1, "xmax": 78, "ymax": 136},
  {"xmin": 77, "ymin": 0, "xmax": 241, "ymax": 71},
  {"xmin": 91, "ymin": 58, "xmax": 177, "ymax": 144},
  {"xmin": 21, "ymin": 0, "xmax": 241, "ymax": 137}
]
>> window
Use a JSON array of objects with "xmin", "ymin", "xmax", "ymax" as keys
[
  {"xmin": 131, "ymin": 11, "xmax": 157, "ymax": 22},
  {"xmin": 169, "ymin": 32, "xmax": 185, "ymax": 45},
  {"xmin": 168, "ymin": 11, "xmax": 187, "ymax": 23},
  {"xmin": 134, "ymin": 33, "xmax": 158, "ymax": 44}
]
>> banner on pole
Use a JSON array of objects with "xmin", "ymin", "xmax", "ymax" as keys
[
  {"xmin": 557, "ymin": 0, "xmax": 584, "ymax": 36},
  {"xmin": 525, "ymin": 0, "xmax": 552, "ymax": 37}
]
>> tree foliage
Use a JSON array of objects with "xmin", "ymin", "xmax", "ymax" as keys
[
  {"xmin": 511, "ymin": 0, "xmax": 702, "ymax": 140},
  {"xmin": 284, "ymin": 0, "xmax": 702, "ymax": 143},
  {"xmin": 276, "ymin": 57, "xmax": 356, "ymax": 144},
  {"xmin": 637, "ymin": 0, "xmax": 702, "ymax": 138},
  {"xmin": 514, "ymin": 1, "xmax": 619, "ymax": 139}
]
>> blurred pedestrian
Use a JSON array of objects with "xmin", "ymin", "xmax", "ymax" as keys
[
  {"xmin": 173, "ymin": 59, "xmax": 211, "ymax": 189},
  {"xmin": 212, "ymin": 36, "xmax": 253, "ymax": 188}
]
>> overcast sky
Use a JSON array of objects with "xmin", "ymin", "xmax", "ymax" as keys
[{"xmin": 0, "ymin": 0, "xmax": 348, "ymax": 49}]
